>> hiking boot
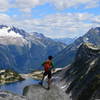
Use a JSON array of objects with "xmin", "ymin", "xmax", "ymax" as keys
[{"xmin": 47, "ymin": 87, "xmax": 50, "ymax": 90}]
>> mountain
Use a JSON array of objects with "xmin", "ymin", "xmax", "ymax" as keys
[
  {"xmin": 0, "ymin": 25, "xmax": 66, "ymax": 73},
  {"xmin": 56, "ymin": 43, "xmax": 100, "ymax": 100},
  {"xmin": 54, "ymin": 37, "xmax": 76, "ymax": 45},
  {"xmin": 54, "ymin": 27, "xmax": 100, "ymax": 68}
]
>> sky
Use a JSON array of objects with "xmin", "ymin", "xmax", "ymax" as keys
[{"xmin": 0, "ymin": 0, "xmax": 100, "ymax": 38}]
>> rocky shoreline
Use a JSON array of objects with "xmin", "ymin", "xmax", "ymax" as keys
[{"xmin": 0, "ymin": 69, "xmax": 24, "ymax": 85}]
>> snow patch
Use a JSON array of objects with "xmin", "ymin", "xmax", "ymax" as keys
[{"xmin": 0, "ymin": 27, "xmax": 23, "ymax": 37}]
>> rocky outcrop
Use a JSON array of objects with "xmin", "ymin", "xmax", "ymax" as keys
[
  {"xmin": 0, "ymin": 69, "xmax": 24, "ymax": 85},
  {"xmin": 56, "ymin": 43, "xmax": 100, "ymax": 100},
  {"xmin": 54, "ymin": 27, "xmax": 100, "ymax": 68},
  {"xmin": 0, "ymin": 84, "xmax": 70, "ymax": 100},
  {"xmin": 0, "ymin": 91, "xmax": 26, "ymax": 100},
  {"xmin": 23, "ymin": 84, "xmax": 70, "ymax": 100}
]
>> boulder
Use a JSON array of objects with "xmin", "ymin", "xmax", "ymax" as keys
[{"xmin": 23, "ymin": 84, "xmax": 70, "ymax": 100}]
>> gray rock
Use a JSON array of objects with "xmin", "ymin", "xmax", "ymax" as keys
[
  {"xmin": 0, "ymin": 91, "xmax": 26, "ymax": 100},
  {"xmin": 23, "ymin": 84, "xmax": 71, "ymax": 100}
]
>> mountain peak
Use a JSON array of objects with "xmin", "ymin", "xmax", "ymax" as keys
[
  {"xmin": 8, "ymin": 26, "xmax": 27, "ymax": 37},
  {"xmin": 0, "ymin": 25, "xmax": 8, "ymax": 29},
  {"xmin": 32, "ymin": 32, "xmax": 45, "ymax": 39},
  {"xmin": 87, "ymin": 27, "xmax": 100, "ymax": 34},
  {"xmin": 94, "ymin": 27, "xmax": 100, "ymax": 33},
  {"xmin": 0, "ymin": 26, "xmax": 23, "ymax": 38},
  {"xmin": 0, "ymin": 25, "xmax": 28, "ymax": 38},
  {"xmin": 95, "ymin": 27, "xmax": 100, "ymax": 30}
]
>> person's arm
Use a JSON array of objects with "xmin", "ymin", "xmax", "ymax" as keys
[
  {"xmin": 51, "ymin": 62, "xmax": 55, "ymax": 71},
  {"xmin": 41, "ymin": 62, "xmax": 45, "ymax": 66},
  {"xmin": 51, "ymin": 62, "xmax": 54, "ymax": 68}
]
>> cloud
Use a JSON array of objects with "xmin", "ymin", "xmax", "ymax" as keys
[
  {"xmin": 0, "ymin": 0, "xmax": 10, "ymax": 12},
  {"xmin": 84, "ymin": 0, "xmax": 100, "ymax": 9},
  {"xmin": 91, "ymin": 16, "xmax": 100, "ymax": 24},
  {"xmin": 0, "ymin": 0, "xmax": 99, "ymax": 12},
  {"xmin": 50, "ymin": 0, "xmax": 100, "ymax": 10},
  {"xmin": 13, "ymin": 0, "xmax": 46, "ymax": 12},
  {"xmin": 0, "ymin": 12, "xmax": 100, "ymax": 38},
  {"xmin": 15, "ymin": 0, "xmax": 100, "ymax": 11},
  {"xmin": 0, "ymin": 14, "xmax": 12, "ymax": 23}
]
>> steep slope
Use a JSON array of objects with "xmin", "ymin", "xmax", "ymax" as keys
[
  {"xmin": 0, "ymin": 25, "xmax": 66, "ymax": 73},
  {"xmin": 57, "ymin": 43, "xmax": 100, "ymax": 100},
  {"xmin": 54, "ymin": 27, "xmax": 100, "ymax": 68}
]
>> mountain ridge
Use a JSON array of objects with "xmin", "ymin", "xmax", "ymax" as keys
[
  {"xmin": 0, "ymin": 25, "xmax": 66, "ymax": 73},
  {"xmin": 54, "ymin": 27, "xmax": 100, "ymax": 68}
]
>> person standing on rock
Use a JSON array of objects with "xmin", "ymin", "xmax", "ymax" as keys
[{"xmin": 39, "ymin": 56, "xmax": 54, "ymax": 90}]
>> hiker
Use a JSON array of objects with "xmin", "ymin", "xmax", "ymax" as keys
[{"xmin": 40, "ymin": 56, "xmax": 54, "ymax": 90}]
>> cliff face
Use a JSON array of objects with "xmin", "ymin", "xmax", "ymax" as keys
[{"xmin": 57, "ymin": 43, "xmax": 100, "ymax": 100}]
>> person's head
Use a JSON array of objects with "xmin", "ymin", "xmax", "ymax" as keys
[{"xmin": 48, "ymin": 56, "xmax": 53, "ymax": 60}]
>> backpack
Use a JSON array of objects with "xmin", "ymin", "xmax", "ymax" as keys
[{"xmin": 43, "ymin": 60, "xmax": 52, "ymax": 72}]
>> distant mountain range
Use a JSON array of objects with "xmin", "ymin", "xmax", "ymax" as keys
[
  {"xmin": 54, "ymin": 37, "xmax": 76, "ymax": 45},
  {"xmin": 0, "ymin": 25, "xmax": 66, "ymax": 73},
  {"xmin": 54, "ymin": 27, "xmax": 100, "ymax": 68},
  {"xmin": 0, "ymin": 25, "xmax": 100, "ymax": 73}
]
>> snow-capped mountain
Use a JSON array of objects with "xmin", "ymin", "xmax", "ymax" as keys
[
  {"xmin": 0, "ymin": 25, "xmax": 28, "ymax": 46},
  {"xmin": 0, "ymin": 26, "xmax": 22, "ymax": 37},
  {"xmin": 54, "ymin": 27, "xmax": 100, "ymax": 68},
  {"xmin": 32, "ymin": 32, "xmax": 45, "ymax": 39},
  {"xmin": 0, "ymin": 25, "xmax": 66, "ymax": 73}
]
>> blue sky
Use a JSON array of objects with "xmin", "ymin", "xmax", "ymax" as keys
[{"xmin": 0, "ymin": 0, "xmax": 100, "ymax": 38}]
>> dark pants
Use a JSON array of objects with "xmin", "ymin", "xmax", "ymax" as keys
[{"xmin": 43, "ymin": 70, "xmax": 52, "ymax": 79}]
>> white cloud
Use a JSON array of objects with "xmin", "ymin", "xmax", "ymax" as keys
[
  {"xmin": 50, "ymin": 0, "xmax": 100, "ymax": 10},
  {"xmin": 0, "ymin": 12, "xmax": 100, "ymax": 38},
  {"xmin": 0, "ymin": 14, "xmax": 12, "ymax": 23},
  {"xmin": 17, "ymin": 0, "xmax": 100, "ymax": 11},
  {"xmin": 0, "ymin": 0, "xmax": 10, "ymax": 12},
  {"xmin": 84, "ymin": 0, "xmax": 100, "ymax": 9},
  {"xmin": 91, "ymin": 16, "xmax": 100, "ymax": 24},
  {"xmin": 0, "ymin": 0, "xmax": 99, "ymax": 12},
  {"xmin": 13, "ymin": 0, "xmax": 46, "ymax": 12}
]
